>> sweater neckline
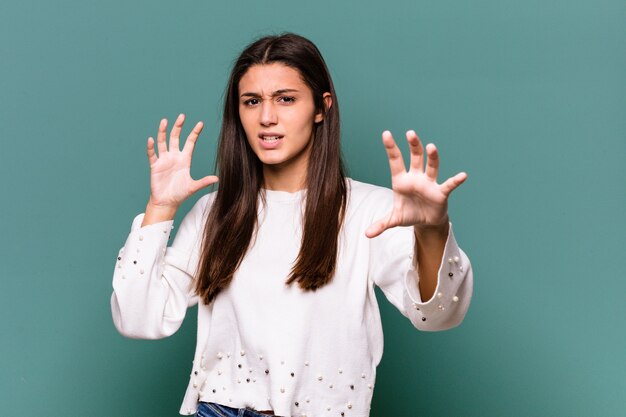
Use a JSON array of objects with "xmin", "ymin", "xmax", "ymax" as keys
[{"xmin": 261, "ymin": 188, "xmax": 306, "ymax": 202}]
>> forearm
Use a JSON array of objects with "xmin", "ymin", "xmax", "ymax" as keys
[
  {"xmin": 414, "ymin": 221, "xmax": 449, "ymax": 302},
  {"xmin": 112, "ymin": 214, "xmax": 185, "ymax": 339}
]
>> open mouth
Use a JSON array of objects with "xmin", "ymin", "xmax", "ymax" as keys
[{"xmin": 260, "ymin": 135, "xmax": 284, "ymax": 142}]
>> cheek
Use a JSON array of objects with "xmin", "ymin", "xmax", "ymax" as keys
[
  {"xmin": 288, "ymin": 108, "xmax": 316, "ymax": 135},
  {"xmin": 239, "ymin": 112, "xmax": 255, "ymax": 136}
]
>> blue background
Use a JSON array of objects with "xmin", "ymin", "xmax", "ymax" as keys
[{"xmin": 1, "ymin": 1, "xmax": 624, "ymax": 416}]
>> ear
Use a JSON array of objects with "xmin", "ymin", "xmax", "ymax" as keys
[{"xmin": 314, "ymin": 92, "xmax": 333, "ymax": 123}]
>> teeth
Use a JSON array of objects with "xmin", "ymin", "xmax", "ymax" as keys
[{"xmin": 262, "ymin": 136, "xmax": 280, "ymax": 142}]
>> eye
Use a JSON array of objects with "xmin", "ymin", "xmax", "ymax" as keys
[
  {"xmin": 243, "ymin": 98, "xmax": 260, "ymax": 106},
  {"xmin": 278, "ymin": 96, "xmax": 296, "ymax": 104}
]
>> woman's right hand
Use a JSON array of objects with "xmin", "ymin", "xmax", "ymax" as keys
[{"xmin": 144, "ymin": 113, "xmax": 219, "ymax": 216}]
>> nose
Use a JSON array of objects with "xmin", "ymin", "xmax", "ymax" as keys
[{"xmin": 260, "ymin": 100, "xmax": 277, "ymax": 126}]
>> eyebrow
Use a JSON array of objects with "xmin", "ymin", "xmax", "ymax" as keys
[{"xmin": 240, "ymin": 88, "xmax": 300, "ymax": 98}]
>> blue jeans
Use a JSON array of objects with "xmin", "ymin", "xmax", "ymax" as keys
[{"xmin": 195, "ymin": 402, "xmax": 275, "ymax": 417}]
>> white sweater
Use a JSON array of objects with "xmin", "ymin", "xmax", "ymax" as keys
[{"xmin": 111, "ymin": 178, "xmax": 473, "ymax": 417}]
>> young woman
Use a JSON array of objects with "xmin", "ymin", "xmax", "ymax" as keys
[{"xmin": 111, "ymin": 33, "xmax": 473, "ymax": 417}]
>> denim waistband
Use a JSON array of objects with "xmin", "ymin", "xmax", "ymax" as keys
[{"xmin": 195, "ymin": 401, "xmax": 275, "ymax": 417}]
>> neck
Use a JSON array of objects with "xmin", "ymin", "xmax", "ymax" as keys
[{"xmin": 262, "ymin": 163, "xmax": 307, "ymax": 192}]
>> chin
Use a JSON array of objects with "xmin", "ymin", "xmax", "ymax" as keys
[{"xmin": 255, "ymin": 153, "xmax": 285, "ymax": 166}]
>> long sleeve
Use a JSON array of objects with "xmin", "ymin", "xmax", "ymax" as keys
[
  {"xmin": 367, "ymin": 190, "xmax": 473, "ymax": 331},
  {"xmin": 110, "ymin": 194, "xmax": 211, "ymax": 339}
]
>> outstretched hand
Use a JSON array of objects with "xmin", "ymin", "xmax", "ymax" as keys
[
  {"xmin": 146, "ymin": 113, "xmax": 219, "ymax": 210},
  {"xmin": 365, "ymin": 130, "xmax": 467, "ymax": 238}
]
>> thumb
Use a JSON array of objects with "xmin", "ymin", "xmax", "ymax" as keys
[
  {"xmin": 365, "ymin": 214, "xmax": 392, "ymax": 239},
  {"xmin": 191, "ymin": 175, "xmax": 219, "ymax": 193}
]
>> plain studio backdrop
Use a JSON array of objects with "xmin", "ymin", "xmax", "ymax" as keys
[{"xmin": 0, "ymin": 1, "xmax": 624, "ymax": 416}]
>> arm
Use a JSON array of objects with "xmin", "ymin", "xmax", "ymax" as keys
[
  {"xmin": 367, "ymin": 130, "xmax": 472, "ymax": 330},
  {"xmin": 414, "ymin": 222, "xmax": 449, "ymax": 302},
  {"xmin": 111, "ymin": 114, "xmax": 218, "ymax": 339},
  {"xmin": 111, "ymin": 197, "xmax": 207, "ymax": 339}
]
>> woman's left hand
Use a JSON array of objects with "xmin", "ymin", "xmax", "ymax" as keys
[{"xmin": 365, "ymin": 130, "xmax": 468, "ymax": 238}]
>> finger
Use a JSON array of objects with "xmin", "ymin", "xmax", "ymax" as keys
[
  {"xmin": 146, "ymin": 137, "xmax": 158, "ymax": 165},
  {"xmin": 182, "ymin": 121, "xmax": 204, "ymax": 155},
  {"xmin": 440, "ymin": 172, "xmax": 468, "ymax": 196},
  {"xmin": 382, "ymin": 131, "xmax": 406, "ymax": 177},
  {"xmin": 190, "ymin": 175, "xmax": 219, "ymax": 193},
  {"xmin": 169, "ymin": 113, "xmax": 185, "ymax": 152},
  {"xmin": 156, "ymin": 118, "xmax": 168, "ymax": 155},
  {"xmin": 406, "ymin": 130, "xmax": 425, "ymax": 172},
  {"xmin": 425, "ymin": 143, "xmax": 439, "ymax": 180},
  {"xmin": 365, "ymin": 214, "xmax": 393, "ymax": 238}
]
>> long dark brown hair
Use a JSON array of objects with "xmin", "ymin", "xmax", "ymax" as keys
[{"xmin": 195, "ymin": 33, "xmax": 347, "ymax": 304}]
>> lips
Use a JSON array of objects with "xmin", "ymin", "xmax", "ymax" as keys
[
  {"xmin": 259, "ymin": 133, "xmax": 284, "ymax": 142},
  {"xmin": 257, "ymin": 132, "xmax": 284, "ymax": 149},
  {"xmin": 261, "ymin": 136, "xmax": 281, "ymax": 142}
]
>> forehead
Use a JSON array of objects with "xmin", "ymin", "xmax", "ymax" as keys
[{"xmin": 238, "ymin": 63, "xmax": 308, "ymax": 94}]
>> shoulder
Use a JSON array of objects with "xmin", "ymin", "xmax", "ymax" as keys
[
  {"xmin": 345, "ymin": 178, "xmax": 394, "ymax": 216},
  {"xmin": 187, "ymin": 190, "xmax": 218, "ymax": 227},
  {"xmin": 346, "ymin": 178, "xmax": 393, "ymax": 201},
  {"xmin": 197, "ymin": 190, "xmax": 218, "ymax": 207}
]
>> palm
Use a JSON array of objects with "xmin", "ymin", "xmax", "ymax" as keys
[
  {"xmin": 366, "ymin": 130, "xmax": 467, "ymax": 238},
  {"xmin": 146, "ymin": 114, "xmax": 218, "ymax": 208}
]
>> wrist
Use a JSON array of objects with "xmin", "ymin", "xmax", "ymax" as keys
[
  {"xmin": 142, "ymin": 200, "xmax": 178, "ymax": 226},
  {"xmin": 414, "ymin": 219, "xmax": 449, "ymax": 240}
]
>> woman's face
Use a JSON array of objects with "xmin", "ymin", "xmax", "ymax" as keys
[{"xmin": 238, "ymin": 63, "xmax": 326, "ymax": 176}]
